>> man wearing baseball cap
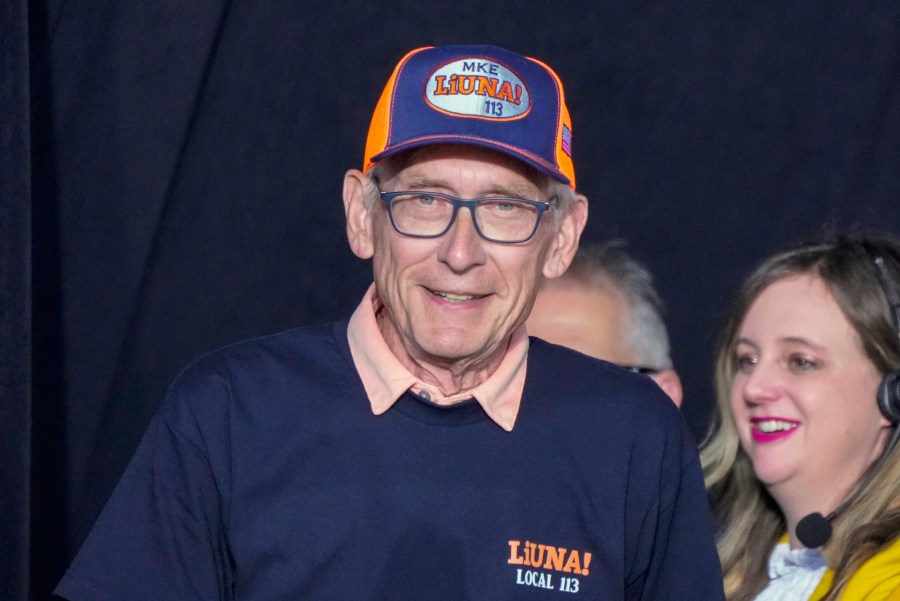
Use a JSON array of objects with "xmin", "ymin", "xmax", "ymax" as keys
[{"xmin": 56, "ymin": 45, "xmax": 724, "ymax": 600}]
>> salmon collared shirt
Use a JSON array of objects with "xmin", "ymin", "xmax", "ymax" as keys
[{"xmin": 346, "ymin": 283, "xmax": 528, "ymax": 431}]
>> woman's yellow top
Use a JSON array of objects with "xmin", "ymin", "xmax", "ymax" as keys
[{"xmin": 809, "ymin": 536, "xmax": 900, "ymax": 600}]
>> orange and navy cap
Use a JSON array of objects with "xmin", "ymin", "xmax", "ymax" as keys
[{"xmin": 363, "ymin": 45, "xmax": 576, "ymax": 189}]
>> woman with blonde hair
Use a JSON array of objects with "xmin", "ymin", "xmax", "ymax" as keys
[{"xmin": 701, "ymin": 235, "xmax": 900, "ymax": 600}]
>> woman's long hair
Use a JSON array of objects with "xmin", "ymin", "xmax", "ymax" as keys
[{"xmin": 700, "ymin": 235, "xmax": 900, "ymax": 601}]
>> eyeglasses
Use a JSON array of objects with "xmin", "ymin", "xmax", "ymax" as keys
[
  {"xmin": 621, "ymin": 365, "xmax": 660, "ymax": 375},
  {"xmin": 379, "ymin": 191, "xmax": 552, "ymax": 244}
]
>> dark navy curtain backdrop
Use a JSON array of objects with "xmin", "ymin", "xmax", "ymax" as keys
[{"xmin": 4, "ymin": 2, "xmax": 900, "ymax": 599}]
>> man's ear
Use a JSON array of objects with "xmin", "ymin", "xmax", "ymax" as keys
[
  {"xmin": 343, "ymin": 169, "xmax": 375, "ymax": 259},
  {"xmin": 651, "ymin": 369, "xmax": 684, "ymax": 408},
  {"xmin": 543, "ymin": 193, "xmax": 588, "ymax": 279}
]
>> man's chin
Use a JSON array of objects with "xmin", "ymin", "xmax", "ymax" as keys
[{"xmin": 413, "ymin": 332, "xmax": 497, "ymax": 366}]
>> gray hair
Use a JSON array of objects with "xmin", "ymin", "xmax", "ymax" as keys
[{"xmin": 554, "ymin": 240, "xmax": 674, "ymax": 369}]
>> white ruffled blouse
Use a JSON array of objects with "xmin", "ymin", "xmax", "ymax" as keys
[{"xmin": 753, "ymin": 542, "xmax": 828, "ymax": 601}]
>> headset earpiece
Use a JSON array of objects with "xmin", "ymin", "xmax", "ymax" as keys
[
  {"xmin": 878, "ymin": 371, "xmax": 900, "ymax": 424},
  {"xmin": 871, "ymin": 253, "xmax": 900, "ymax": 424}
]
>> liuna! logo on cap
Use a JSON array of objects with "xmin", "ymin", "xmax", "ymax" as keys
[{"xmin": 424, "ymin": 57, "xmax": 531, "ymax": 121}]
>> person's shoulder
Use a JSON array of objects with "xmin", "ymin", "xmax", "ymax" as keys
[
  {"xmin": 527, "ymin": 336, "xmax": 633, "ymax": 378},
  {"xmin": 160, "ymin": 320, "xmax": 351, "ymax": 416},
  {"xmin": 840, "ymin": 535, "xmax": 900, "ymax": 601},
  {"xmin": 527, "ymin": 337, "xmax": 675, "ymax": 409},
  {"xmin": 182, "ymin": 320, "xmax": 349, "ymax": 379},
  {"xmin": 525, "ymin": 338, "xmax": 699, "ymax": 483},
  {"xmin": 526, "ymin": 337, "xmax": 685, "ymax": 432}
]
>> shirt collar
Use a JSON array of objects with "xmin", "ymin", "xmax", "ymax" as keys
[{"xmin": 346, "ymin": 283, "xmax": 528, "ymax": 431}]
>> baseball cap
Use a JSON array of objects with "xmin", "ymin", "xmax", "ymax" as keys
[{"xmin": 363, "ymin": 45, "xmax": 576, "ymax": 188}]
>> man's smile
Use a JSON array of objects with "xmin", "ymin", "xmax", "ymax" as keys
[{"xmin": 428, "ymin": 288, "xmax": 487, "ymax": 302}]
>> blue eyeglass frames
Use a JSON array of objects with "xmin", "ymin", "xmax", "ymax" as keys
[{"xmin": 378, "ymin": 190, "xmax": 553, "ymax": 244}]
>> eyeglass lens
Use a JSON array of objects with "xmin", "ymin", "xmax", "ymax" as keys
[{"xmin": 390, "ymin": 193, "xmax": 541, "ymax": 242}]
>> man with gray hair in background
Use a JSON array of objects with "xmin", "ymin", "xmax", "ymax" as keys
[{"xmin": 527, "ymin": 240, "xmax": 684, "ymax": 406}]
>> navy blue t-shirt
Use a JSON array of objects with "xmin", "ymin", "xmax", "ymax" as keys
[{"xmin": 56, "ymin": 321, "xmax": 724, "ymax": 600}]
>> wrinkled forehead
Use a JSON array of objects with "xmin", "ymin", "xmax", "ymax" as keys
[{"xmin": 373, "ymin": 144, "xmax": 552, "ymax": 195}]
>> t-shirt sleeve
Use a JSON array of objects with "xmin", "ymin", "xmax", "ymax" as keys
[
  {"xmin": 641, "ymin": 455, "xmax": 725, "ymax": 600},
  {"xmin": 54, "ymin": 366, "xmax": 233, "ymax": 601},
  {"xmin": 624, "ymin": 416, "xmax": 726, "ymax": 601}
]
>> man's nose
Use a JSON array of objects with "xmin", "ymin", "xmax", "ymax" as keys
[{"xmin": 436, "ymin": 208, "xmax": 488, "ymax": 273}]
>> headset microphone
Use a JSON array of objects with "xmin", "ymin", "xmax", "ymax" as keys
[
  {"xmin": 795, "ymin": 252, "xmax": 900, "ymax": 548},
  {"xmin": 795, "ymin": 512, "xmax": 833, "ymax": 549}
]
